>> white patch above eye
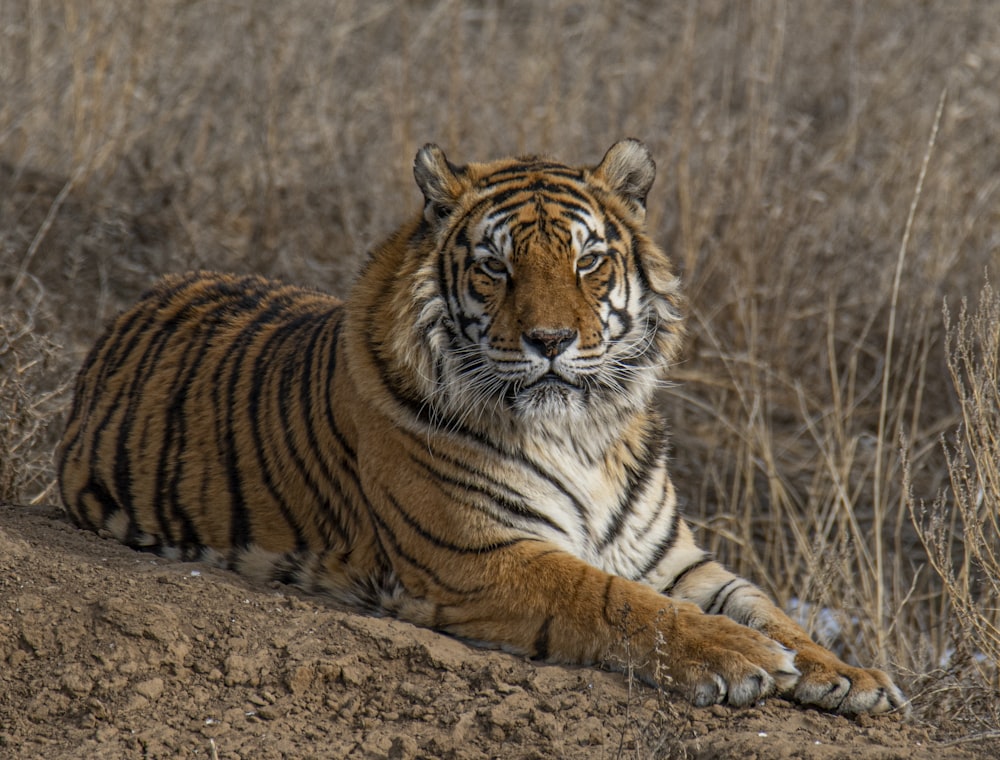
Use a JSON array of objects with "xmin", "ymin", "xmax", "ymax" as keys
[
  {"xmin": 470, "ymin": 218, "xmax": 514, "ymax": 278},
  {"xmin": 476, "ymin": 216, "xmax": 514, "ymax": 256},
  {"xmin": 569, "ymin": 219, "xmax": 609, "ymax": 274},
  {"xmin": 570, "ymin": 219, "xmax": 604, "ymax": 252}
]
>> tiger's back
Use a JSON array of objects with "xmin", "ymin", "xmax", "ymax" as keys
[
  {"xmin": 58, "ymin": 273, "xmax": 391, "ymax": 600},
  {"xmin": 58, "ymin": 141, "xmax": 906, "ymax": 716}
]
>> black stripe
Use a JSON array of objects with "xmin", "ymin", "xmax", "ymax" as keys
[
  {"xmin": 601, "ymin": 575, "xmax": 618, "ymax": 626},
  {"xmin": 110, "ymin": 308, "xmax": 186, "ymax": 534},
  {"xmin": 65, "ymin": 276, "xmax": 218, "ymax": 528},
  {"xmin": 154, "ymin": 302, "xmax": 225, "ymax": 547},
  {"xmin": 71, "ymin": 285, "xmax": 181, "ymax": 524},
  {"xmin": 481, "ymin": 163, "xmax": 583, "ymax": 183},
  {"xmin": 705, "ymin": 579, "xmax": 739, "ymax": 615},
  {"xmin": 636, "ymin": 504, "xmax": 683, "ymax": 579},
  {"xmin": 138, "ymin": 274, "xmax": 270, "ymax": 546},
  {"xmin": 405, "ymin": 446, "xmax": 568, "ymax": 536},
  {"xmin": 247, "ymin": 308, "xmax": 318, "ymax": 551},
  {"xmin": 714, "ymin": 582, "xmax": 751, "ymax": 616},
  {"xmin": 274, "ymin": 308, "xmax": 354, "ymax": 546},
  {"xmin": 366, "ymin": 505, "xmax": 485, "ymax": 596},
  {"xmin": 383, "ymin": 489, "xmax": 531, "ymax": 556},
  {"xmin": 276, "ymin": 312, "xmax": 334, "ymax": 542},
  {"xmin": 317, "ymin": 320, "xmax": 368, "ymax": 517},
  {"xmin": 471, "ymin": 186, "xmax": 593, "ymax": 226},
  {"xmin": 216, "ymin": 292, "xmax": 298, "ymax": 549},
  {"xmin": 597, "ymin": 428, "xmax": 666, "ymax": 550},
  {"xmin": 155, "ymin": 278, "xmax": 274, "ymax": 545},
  {"xmin": 363, "ymin": 326, "xmax": 446, "ymax": 430},
  {"xmin": 533, "ymin": 616, "xmax": 553, "ymax": 660},
  {"xmin": 451, "ymin": 179, "xmax": 593, "ymax": 246},
  {"xmin": 395, "ymin": 408, "xmax": 589, "ymax": 532},
  {"xmin": 292, "ymin": 309, "xmax": 358, "ymax": 544},
  {"xmin": 661, "ymin": 556, "xmax": 713, "ymax": 596},
  {"xmin": 96, "ymin": 277, "xmax": 187, "ymax": 379},
  {"xmin": 75, "ymin": 483, "xmax": 116, "ymax": 532}
]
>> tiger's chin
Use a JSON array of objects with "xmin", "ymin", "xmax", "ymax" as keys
[{"xmin": 510, "ymin": 376, "xmax": 587, "ymax": 420}]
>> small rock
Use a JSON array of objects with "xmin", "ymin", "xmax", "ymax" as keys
[
  {"xmin": 256, "ymin": 705, "xmax": 283, "ymax": 721},
  {"xmin": 388, "ymin": 734, "xmax": 418, "ymax": 759},
  {"xmin": 135, "ymin": 677, "xmax": 164, "ymax": 701},
  {"xmin": 61, "ymin": 668, "xmax": 93, "ymax": 696},
  {"xmin": 224, "ymin": 654, "xmax": 253, "ymax": 685},
  {"xmin": 95, "ymin": 725, "xmax": 118, "ymax": 743},
  {"xmin": 451, "ymin": 711, "xmax": 477, "ymax": 743},
  {"xmin": 286, "ymin": 664, "xmax": 315, "ymax": 694}
]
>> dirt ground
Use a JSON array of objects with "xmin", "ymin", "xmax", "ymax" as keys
[{"xmin": 0, "ymin": 503, "xmax": 989, "ymax": 760}]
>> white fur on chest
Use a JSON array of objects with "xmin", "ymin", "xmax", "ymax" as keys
[{"xmin": 511, "ymin": 429, "xmax": 678, "ymax": 584}]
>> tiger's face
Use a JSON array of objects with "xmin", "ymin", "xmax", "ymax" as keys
[
  {"xmin": 455, "ymin": 199, "xmax": 637, "ymax": 419},
  {"xmin": 410, "ymin": 140, "xmax": 684, "ymax": 426}
]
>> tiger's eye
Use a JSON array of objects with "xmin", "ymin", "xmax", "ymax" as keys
[
  {"xmin": 577, "ymin": 253, "xmax": 603, "ymax": 271},
  {"xmin": 480, "ymin": 257, "xmax": 508, "ymax": 276}
]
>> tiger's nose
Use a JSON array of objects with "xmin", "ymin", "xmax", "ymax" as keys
[{"xmin": 523, "ymin": 328, "xmax": 577, "ymax": 358}]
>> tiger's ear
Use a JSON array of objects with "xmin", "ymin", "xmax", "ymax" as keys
[
  {"xmin": 414, "ymin": 144, "xmax": 464, "ymax": 226},
  {"xmin": 593, "ymin": 139, "xmax": 656, "ymax": 214}
]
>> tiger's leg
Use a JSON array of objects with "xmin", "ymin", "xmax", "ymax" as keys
[
  {"xmin": 385, "ymin": 539, "xmax": 800, "ymax": 708},
  {"xmin": 662, "ymin": 543, "xmax": 908, "ymax": 715}
]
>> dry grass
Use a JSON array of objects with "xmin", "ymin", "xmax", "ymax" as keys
[
  {"xmin": 0, "ymin": 293, "xmax": 67, "ymax": 504},
  {"xmin": 906, "ymin": 283, "xmax": 1000, "ymax": 736},
  {"xmin": 2, "ymin": 0, "xmax": 998, "ymax": 741}
]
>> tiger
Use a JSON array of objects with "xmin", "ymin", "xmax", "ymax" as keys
[{"xmin": 57, "ymin": 139, "xmax": 906, "ymax": 715}]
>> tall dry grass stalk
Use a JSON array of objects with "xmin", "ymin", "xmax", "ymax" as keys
[
  {"xmin": 905, "ymin": 282, "xmax": 1000, "ymax": 733},
  {"xmin": 2, "ymin": 0, "xmax": 999, "ymax": 738}
]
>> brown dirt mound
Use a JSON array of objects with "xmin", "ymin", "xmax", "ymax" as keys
[{"xmin": 0, "ymin": 503, "xmax": 985, "ymax": 760}]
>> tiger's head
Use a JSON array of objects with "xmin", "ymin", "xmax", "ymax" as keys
[{"xmin": 380, "ymin": 140, "xmax": 684, "ymax": 432}]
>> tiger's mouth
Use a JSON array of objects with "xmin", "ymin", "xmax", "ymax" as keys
[
  {"xmin": 505, "ymin": 371, "xmax": 585, "ymax": 416},
  {"xmin": 526, "ymin": 372, "xmax": 580, "ymax": 391}
]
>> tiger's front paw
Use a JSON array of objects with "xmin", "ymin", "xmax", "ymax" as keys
[
  {"xmin": 791, "ymin": 644, "xmax": 908, "ymax": 716},
  {"xmin": 660, "ymin": 608, "xmax": 800, "ymax": 708}
]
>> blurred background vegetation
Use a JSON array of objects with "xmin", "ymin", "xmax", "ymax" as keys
[{"xmin": 2, "ymin": 0, "xmax": 998, "ymax": 739}]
